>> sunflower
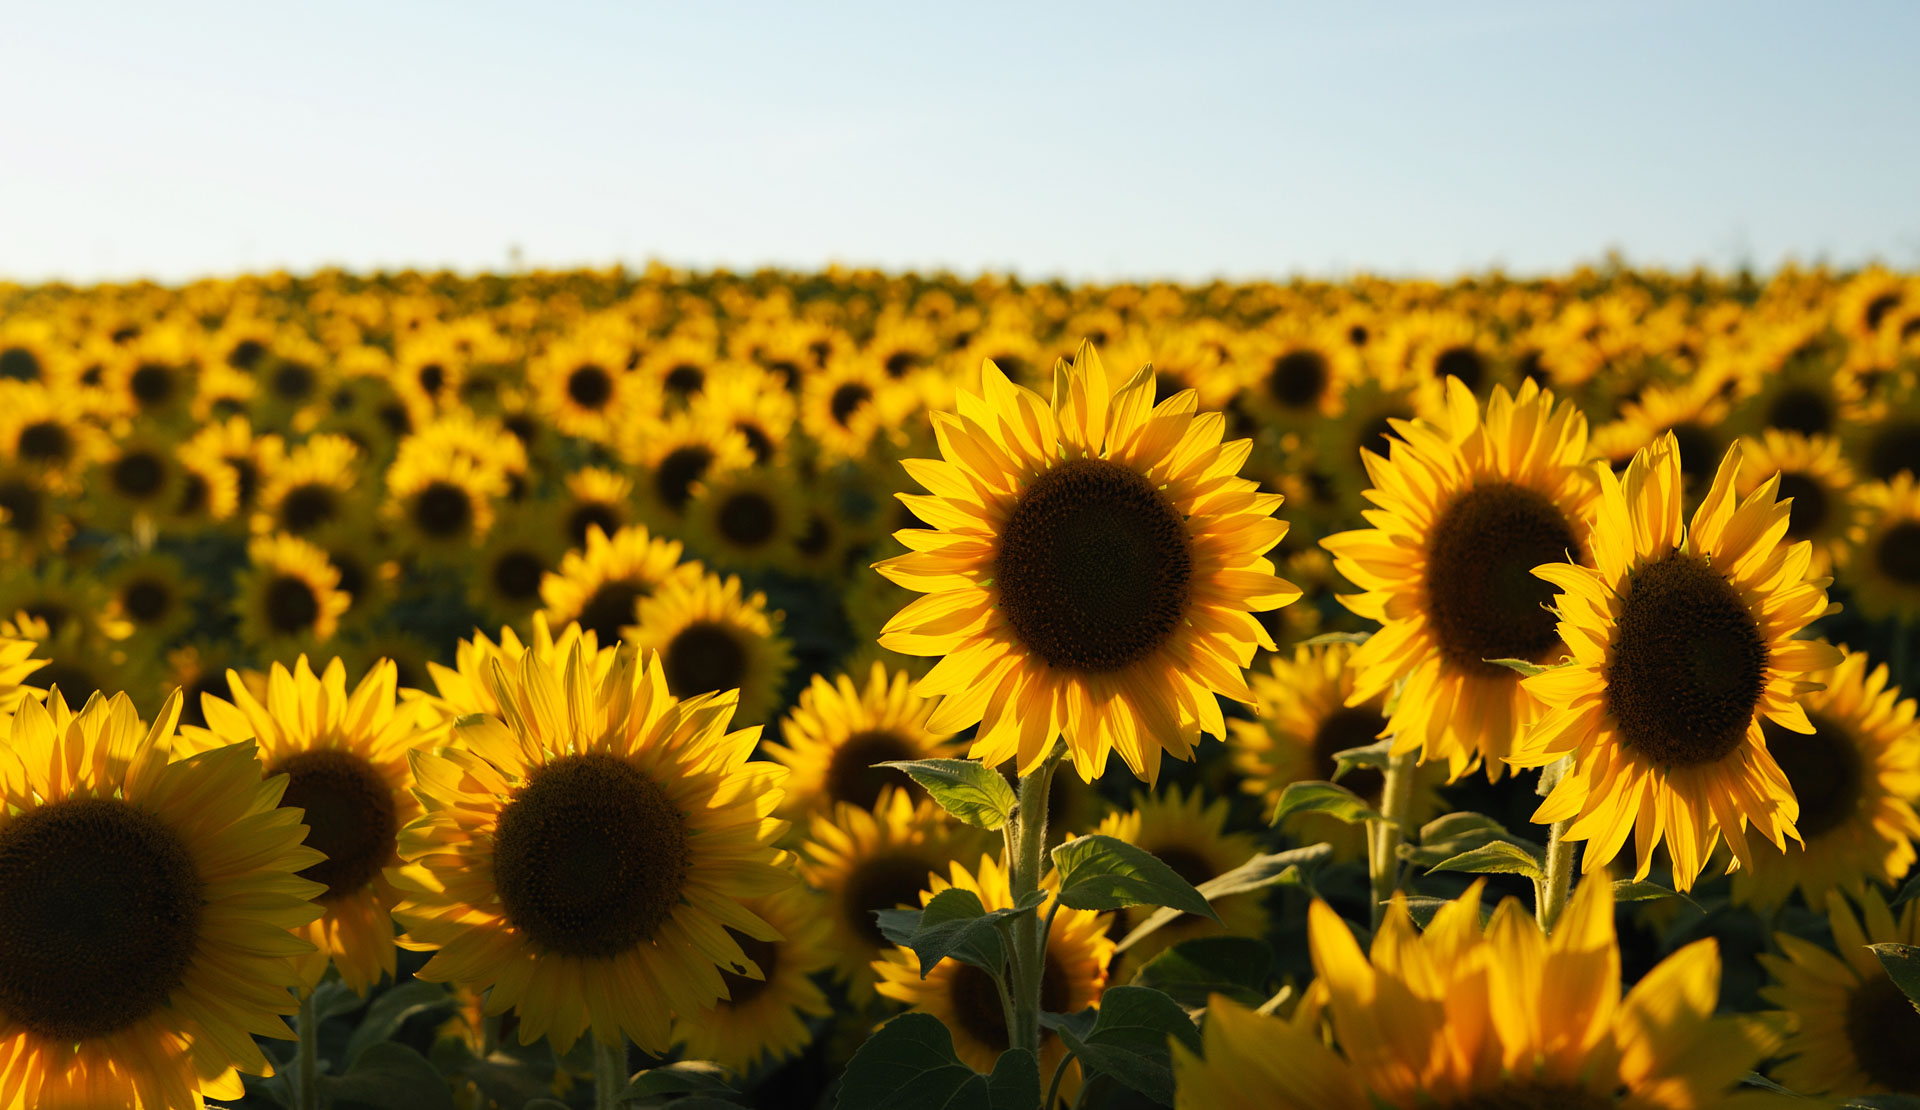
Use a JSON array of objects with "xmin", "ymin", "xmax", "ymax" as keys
[
  {"xmin": 558, "ymin": 466, "xmax": 637, "ymax": 549},
  {"xmin": 253, "ymin": 432, "xmax": 366, "ymax": 538},
  {"xmin": 527, "ymin": 328, "xmax": 643, "ymax": 443},
  {"xmin": 1592, "ymin": 377, "xmax": 1733, "ymax": 493},
  {"xmin": 1173, "ymin": 878, "xmax": 1790, "ymax": 1110},
  {"xmin": 681, "ymin": 466, "xmax": 804, "ymax": 571},
  {"xmin": 539, "ymin": 523, "xmax": 703, "ymax": 647},
  {"xmin": 104, "ymin": 552, "xmax": 197, "ymax": 646},
  {"xmin": 413, "ymin": 615, "xmax": 619, "ymax": 739},
  {"xmin": 0, "ymin": 383, "xmax": 107, "ymax": 489},
  {"xmin": 637, "ymin": 333, "xmax": 720, "ymax": 409},
  {"xmin": 624, "ymin": 572, "xmax": 792, "ymax": 727},
  {"xmin": 669, "ymin": 886, "xmax": 835, "ymax": 1076},
  {"xmin": 1845, "ymin": 474, "xmax": 1920, "ymax": 621},
  {"xmin": 763, "ymin": 661, "xmax": 959, "ymax": 819},
  {"xmin": 470, "ymin": 502, "xmax": 569, "ymax": 626},
  {"xmin": 690, "ymin": 363, "xmax": 798, "ymax": 467},
  {"xmin": 1760, "ymin": 888, "xmax": 1920, "ymax": 1099},
  {"xmin": 873, "ymin": 854, "xmax": 1112, "ymax": 1099},
  {"xmin": 235, "ymin": 532, "xmax": 353, "ymax": 655},
  {"xmin": 177, "ymin": 656, "xmax": 420, "ymax": 993},
  {"xmin": 801, "ymin": 354, "xmax": 904, "ymax": 461},
  {"xmin": 1731, "ymin": 646, "xmax": 1920, "ymax": 907},
  {"xmin": 163, "ymin": 641, "xmax": 245, "ymax": 730},
  {"xmin": 392, "ymin": 641, "xmax": 794, "ymax": 1054},
  {"xmin": 91, "ymin": 433, "xmax": 186, "ymax": 528},
  {"xmin": 169, "ymin": 438, "xmax": 241, "ymax": 529},
  {"xmin": 1855, "ymin": 381, "xmax": 1920, "ymax": 483},
  {"xmin": 0, "ymin": 689, "xmax": 325, "ymax": 1110},
  {"xmin": 625, "ymin": 411, "xmax": 756, "ymax": 523},
  {"xmin": 1510, "ymin": 434, "xmax": 1842, "ymax": 890},
  {"xmin": 183, "ymin": 414, "xmax": 284, "ymax": 518},
  {"xmin": 1733, "ymin": 430, "xmax": 1864, "ymax": 578},
  {"xmin": 0, "ymin": 463, "xmax": 72, "ymax": 555},
  {"xmin": 798, "ymin": 788, "xmax": 984, "ymax": 997},
  {"xmin": 877, "ymin": 344, "xmax": 1299, "ymax": 782},
  {"xmin": 1320, "ymin": 378, "xmax": 1599, "ymax": 778},
  {"xmin": 0, "ymin": 623, "xmax": 45, "ymax": 729},
  {"xmin": 1230, "ymin": 641, "xmax": 1444, "ymax": 859},
  {"xmin": 383, "ymin": 443, "xmax": 509, "ymax": 557},
  {"xmin": 1093, "ymin": 785, "xmax": 1266, "ymax": 974},
  {"xmin": 1234, "ymin": 325, "xmax": 1359, "ymax": 437}
]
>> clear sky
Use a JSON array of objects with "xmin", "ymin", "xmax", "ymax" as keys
[{"xmin": 3, "ymin": 0, "xmax": 1915, "ymax": 284}]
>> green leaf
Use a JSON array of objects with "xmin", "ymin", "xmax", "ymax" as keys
[
  {"xmin": 1038, "ymin": 1008, "xmax": 1097, "ymax": 1041},
  {"xmin": 432, "ymin": 1039, "xmax": 560, "ymax": 1109},
  {"xmin": 1739, "ymin": 1071, "xmax": 1798, "ymax": 1095},
  {"xmin": 878, "ymin": 889, "xmax": 1046, "ymax": 976},
  {"xmin": 1297, "ymin": 630, "xmax": 1372, "ymax": 647},
  {"xmin": 1481, "ymin": 657, "xmax": 1555, "ymax": 676},
  {"xmin": 308, "ymin": 976, "xmax": 368, "ymax": 1023},
  {"xmin": 1398, "ymin": 895, "xmax": 1492, "ymax": 929},
  {"xmin": 1891, "ymin": 872, "xmax": 1920, "ymax": 910},
  {"xmin": 879, "ymin": 759, "xmax": 1018, "ymax": 831},
  {"xmin": 345, "ymin": 978, "xmax": 455, "ymax": 1065},
  {"xmin": 1051, "ymin": 835, "xmax": 1218, "ymax": 921},
  {"xmin": 1130, "ymin": 936, "xmax": 1272, "ymax": 1010},
  {"xmin": 835, "ymin": 1012, "xmax": 990, "ymax": 1110},
  {"xmin": 1117, "ymin": 844, "xmax": 1329, "ymax": 952},
  {"xmin": 1054, "ymin": 986, "xmax": 1200, "ymax": 1107},
  {"xmin": 986, "ymin": 1049, "xmax": 1040, "ymax": 1110},
  {"xmin": 620, "ymin": 1060, "xmax": 738, "ymax": 1103},
  {"xmin": 1870, "ymin": 943, "xmax": 1920, "ymax": 1009},
  {"xmin": 1401, "ymin": 812, "xmax": 1542, "ymax": 868},
  {"xmin": 1611, "ymin": 879, "xmax": 1703, "ymax": 913},
  {"xmin": 1842, "ymin": 1097, "xmax": 1920, "ymax": 1110},
  {"xmin": 1269, "ymin": 780, "xmax": 1384, "ymax": 827},
  {"xmin": 318, "ymin": 1042, "xmax": 458, "ymax": 1110},
  {"xmin": 1330, "ymin": 737, "xmax": 1394, "ymax": 778},
  {"xmin": 1428, "ymin": 839, "xmax": 1545, "ymax": 881}
]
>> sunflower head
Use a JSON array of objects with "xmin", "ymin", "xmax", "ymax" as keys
[
  {"xmin": 877, "ymin": 342, "xmax": 1299, "ymax": 783},
  {"xmin": 1761, "ymin": 887, "xmax": 1920, "ymax": 1098},
  {"xmin": 763, "ymin": 661, "xmax": 958, "ymax": 818}
]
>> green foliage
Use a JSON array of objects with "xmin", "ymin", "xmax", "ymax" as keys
[
  {"xmin": 879, "ymin": 759, "xmax": 1019, "ymax": 831},
  {"xmin": 1050, "ymin": 834, "xmax": 1218, "ymax": 920},
  {"xmin": 1118, "ymin": 845, "xmax": 1328, "ymax": 952},
  {"xmin": 1053, "ymin": 986, "xmax": 1200, "ymax": 1107},
  {"xmin": 317, "ymin": 1042, "xmax": 458, "ymax": 1110},
  {"xmin": 1268, "ymin": 780, "xmax": 1384, "ymax": 827},
  {"xmin": 619, "ymin": 1060, "xmax": 740, "ymax": 1105},
  {"xmin": 1400, "ymin": 812, "xmax": 1542, "ymax": 869},
  {"xmin": 1130, "ymin": 936, "xmax": 1273, "ymax": 1010},
  {"xmin": 1610, "ymin": 879, "xmax": 1702, "ymax": 913},
  {"xmin": 344, "ymin": 978, "xmax": 455, "ymax": 1066},
  {"xmin": 1427, "ymin": 839, "xmax": 1545, "ymax": 881},
  {"xmin": 875, "ymin": 887, "xmax": 1045, "ymax": 977},
  {"xmin": 1329, "ymin": 737, "xmax": 1395, "ymax": 779},
  {"xmin": 834, "ymin": 1013, "xmax": 1036, "ymax": 1110},
  {"xmin": 1870, "ymin": 943, "xmax": 1920, "ymax": 1010}
]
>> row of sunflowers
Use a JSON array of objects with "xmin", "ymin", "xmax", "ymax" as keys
[{"xmin": 0, "ymin": 262, "xmax": 1915, "ymax": 1109}]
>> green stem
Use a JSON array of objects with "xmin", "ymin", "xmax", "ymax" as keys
[
  {"xmin": 593, "ymin": 1031, "xmax": 627, "ymax": 1110},
  {"xmin": 1366, "ymin": 749, "xmax": 1417, "ymax": 928},
  {"xmin": 1535, "ymin": 756, "xmax": 1578, "ymax": 932},
  {"xmin": 295, "ymin": 989, "xmax": 319, "ymax": 1110},
  {"xmin": 1008, "ymin": 744, "xmax": 1064, "ymax": 1063},
  {"xmin": 1042, "ymin": 1048, "xmax": 1073, "ymax": 1110}
]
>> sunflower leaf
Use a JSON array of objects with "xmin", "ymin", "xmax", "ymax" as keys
[
  {"xmin": 1891, "ymin": 872, "xmax": 1920, "ymax": 910},
  {"xmin": 880, "ymin": 887, "xmax": 1040, "ymax": 977},
  {"xmin": 834, "ymin": 1012, "xmax": 992, "ymax": 1110},
  {"xmin": 879, "ymin": 759, "xmax": 1018, "ymax": 830},
  {"xmin": 619, "ymin": 1060, "xmax": 738, "ymax": 1102},
  {"xmin": 1427, "ymin": 839, "xmax": 1545, "ymax": 881},
  {"xmin": 1269, "ymin": 780, "xmax": 1384, "ymax": 827},
  {"xmin": 318, "ymin": 1042, "xmax": 458, "ymax": 1110},
  {"xmin": 1055, "ymin": 986, "xmax": 1200, "ymax": 1107},
  {"xmin": 1297, "ymin": 630, "xmax": 1373, "ymax": 647},
  {"xmin": 985, "ymin": 1048, "xmax": 1041, "ymax": 1110},
  {"xmin": 1117, "ymin": 845, "xmax": 1329, "ymax": 952},
  {"xmin": 1397, "ymin": 895, "xmax": 1493, "ymax": 929},
  {"xmin": 345, "ymin": 978, "xmax": 455, "ymax": 1066},
  {"xmin": 1331, "ymin": 737, "xmax": 1395, "ymax": 776},
  {"xmin": 1051, "ymin": 834, "xmax": 1219, "ymax": 921},
  {"xmin": 1129, "ymin": 936, "xmax": 1272, "ymax": 1011},
  {"xmin": 1611, "ymin": 879, "xmax": 1703, "ymax": 914},
  {"xmin": 1869, "ymin": 943, "xmax": 1920, "ymax": 1010},
  {"xmin": 1480, "ymin": 657, "xmax": 1555, "ymax": 676},
  {"xmin": 1400, "ymin": 812, "xmax": 1542, "ymax": 868}
]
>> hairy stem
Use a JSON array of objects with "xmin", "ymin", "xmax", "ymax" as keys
[
  {"xmin": 1367, "ymin": 749, "xmax": 1417, "ymax": 928},
  {"xmin": 1008, "ymin": 743, "xmax": 1064, "ymax": 1064},
  {"xmin": 295, "ymin": 989, "xmax": 319, "ymax": 1110},
  {"xmin": 1535, "ymin": 756, "xmax": 1578, "ymax": 931}
]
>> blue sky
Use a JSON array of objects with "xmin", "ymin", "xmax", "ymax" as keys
[{"xmin": 2, "ymin": 1, "xmax": 1914, "ymax": 283}]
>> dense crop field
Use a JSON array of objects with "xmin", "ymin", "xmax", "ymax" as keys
[{"xmin": 0, "ymin": 264, "xmax": 1916, "ymax": 1110}]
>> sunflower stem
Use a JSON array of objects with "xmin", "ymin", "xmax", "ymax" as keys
[
  {"xmin": 1042, "ymin": 1048, "xmax": 1073, "ymax": 1110},
  {"xmin": 1008, "ymin": 743, "xmax": 1064, "ymax": 1065},
  {"xmin": 295, "ymin": 989, "xmax": 319, "ymax": 1110},
  {"xmin": 1536, "ymin": 756, "xmax": 1578, "ymax": 931},
  {"xmin": 1366, "ymin": 749, "xmax": 1417, "ymax": 929},
  {"xmin": 592, "ymin": 1031, "xmax": 627, "ymax": 1110}
]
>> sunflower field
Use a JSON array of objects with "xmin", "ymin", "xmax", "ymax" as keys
[{"xmin": 0, "ymin": 262, "xmax": 1917, "ymax": 1110}]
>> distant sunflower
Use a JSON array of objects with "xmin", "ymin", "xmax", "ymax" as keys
[
  {"xmin": 1733, "ymin": 646, "xmax": 1920, "ymax": 907},
  {"xmin": 235, "ymin": 532, "xmax": 353, "ymax": 655},
  {"xmin": 1761, "ymin": 888, "xmax": 1920, "ymax": 1099},
  {"xmin": 184, "ymin": 414, "xmax": 283, "ymax": 518},
  {"xmin": 180, "ymin": 656, "xmax": 420, "ymax": 993},
  {"xmin": 558, "ymin": 466, "xmax": 636, "ymax": 549},
  {"xmin": 0, "ymin": 383, "xmax": 106, "ymax": 488},
  {"xmin": 104, "ymin": 552, "xmax": 196, "ymax": 645},
  {"xmin": 877, "ymin": 344, "xmax": 1299, "ymax": 782},
  {"xmin": 1735, "ymin": 430, "xmax": 1863, "ymax": 578},
  {"xmin": 539, "ymin": 523, "xmax": 703, "ymax": 647},
  {"xmin": 1235, "ymin": 327, "xmax": 1358, "ymax": 435},
  {"xmin": 625, "ymin": 572, "xmax": 792, "ymax": 726},
  {"xmin": 0, "ymin": 623, "xmax": 45, "ymax": 728},
  {"xmin": 0, "ymin": 463, "xmax": 70, "ymax": 555},
  {"xmin": 254, "ymin": 432, "xmax": 365, "ymax": 537},
  {"xmin": 1592, "ymin": 378, "xmax": 1733, "ymax": 493},
  {"xmin": 393, "ymin": 643, "xmax": 794, "ymax": 1054},
  {"xmin": 1094, "ymin": 785, "xmax": 1265, "ymax": 974},
  {"xmin": 669, "ymin": 886, "xmax": 835, "ymax": 1076},
  {"xmin": 384, "ymin": 445, "xmax": 508, "ymax": 556},
  {"xmin": 682, "ymin": 466, "xmax": 803, "ymax": 571},
  {"xmin": 802, "ymin": 355, "xmax": 902, "ymax": 461},
  {"xmin": 1845, "ymin": 475, "xmax": 1920, "ymax": 621},
  {"xmin": 873, "ymin": 854, "xmax": 1112, "ymax": 1096},
  {"xmin": 0, "ymin": 690, "xmax": 324, "ymax": 1109},
  {"xmin": 471, "ymin": 502, "xmax": 569, "ymax": 625},
  {"xmin": 92, "ymin": 433, "xmax": 185, "ymax": 527},
  {"xmin": 798, "ymin": 788, "xmax": 983, "ymax": 997},
  {"xmin": 1174, "ymin": 878, "xmax": 1788, "ymax": 1110},
  {"xmin": 1511, "ymin": 435, "xmax": 1842, "ymax": 890},
  {"xmin": 691, "ymin": 364, "xmax": 797, "ymax": 466},
  {"xmin": 638, "ymin": 333, "xmax": 719, "ymax": 409},
  {"xmin": 1321, "ymin": 378, "xmax": 1599, "ymax": 778},
  {"xmin": 627, "ymin": 412, "xmax": 756, "ymax": 522},
  {"xmin": 529, "ymin": 329, "xmax": 643, "ymax": 443},
  {"xmin": 1855, "ymin": 385, "xmax": 1920, "ymax": 483},
  {"xmin": 1230, "ymin": 641, "xmax": 1443, "ymax": 859},
  {"xmin": 763, "ymin": 661, "xmax": 958, "ymax": 818},
  {"xmin": 415, "ymin": 615, "xmax": 618, "ymax": 740}
]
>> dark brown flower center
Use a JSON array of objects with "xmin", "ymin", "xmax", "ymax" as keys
[
  {"xmin": 950, "ymin": 953, "xmax": 1070, "ymax": 1055},
  {"xmin": 122, "ymin": 576, "xmax": 173, "ymax": 624},
  {"xmin": 995, "ymin": 458, "xmax": 1193, "ymax": 673},
  {"xmin": 17, "ymin": 421, "xmax": 71, "ymax": 464},
  {"xmin": 1442, "ymin": 1083, "xmax": 1614, "ymax": 1110},
  {"xmin": 825, "ymin": 730, "xmax": 921, "ymax": 809},
  {"xmin": 1866, "ymin": 419, "xmax": 1920, "ymax": 482},
  {"xmin": 567, "ymin": 364, "xmax": 613, "ymax": 409},
  {"xmin": 265, "ymin": 575, "xmax": 321, "ymax": 634},
  {"xmin": 0, "ymin": 481, "xmax": 43, "ymax": 533},
  {"xmin": 272, "ymin": 749, "xmax": 400, "ymax": 900},
  {"xmin": 110, "ymin": 451, "xmax": 166, "ymax": 499},
  {"xmin": 0, "ymin": 347, "xmax": 40, "ymax": 381},
  {"xmin": 491, "ymin": 549, "xmax": 546, "ymax": 602},
  {"xmin": 568, "ymin": 503, "xmax": 624, "ymax": 548},
  {"xmin": 1425, "ymin": 482, "xmax": 1580, "ymax": 675},
  {"xmin": 491, "ymin": 753, "xmax": 689, "ymax": 958},
  {"xmin": 1775, "ymin": 472, "xmax": 1830, "ymax": 538},
  {"xmin": 1267, "ymin": 349, "xmax": 1329, "ymax": 409},
  {"xmin": 272, "ymin": 362, "xmax": 316, "ymax": 400},
  {"xmin": 655, "ymin": 446, "xmax": 713, "ymax": 513},
  {"xmin": 0, "ymin": 797, "xmax": 203, "ymax": 1041},
  {"xmin": 279, "ymin": 484, "xmax": 338, "ymax": 534},
  {"xmin": 662, "ymin": 621, "xmax": 748, "ymax": 699},
  {"xmin": 1606, "ymin": 552, "xmax": 1767, "ymax": 768},
  {"xmin": 1312, "ymin": 704, "xmax": 1389, "ymax": 801},
  {"xmin": 1433, "ymin": 346, "xmax": 1486, "ymax": 392},
  {"xmin": 664, "ymin": 364, "xmax": 705, "ymax": 397},
  {"xmin": 717, "ymin": 491, "xmax": 778, "ymax": 548},
  {"xmin": 718, "ymin": 929, "xmax": 779, "ymax": 1008},
  {"xmin": 1845, "ymin": 972, "xmax": 1920, "ymax": 1094},
  {"xmin": 830, "ymin": 383, "xmax": 873, "ymax": 426},
  {"xmin": 131, "ymin": 363, "xmax": 177, "ymax": 407},
  {"xmin": 1877, "ymin": 521, "xmax": 1920, "ymax": 586},
  {"xmin": 1765, "ymin": 387, "xmax": 1833, "ymax": 436},
  {"xmin": 842, "ymin": 852, "xmax": 938, "ymax": 947},
  {"xmin": 1761, "ymin": 711, "xmax": 1863, "ymax": 839},
  {"xmin": 576, "ymin": 580, "xmax": 647, "ymax": 646},
  {"xmin": 412, "ymin": 481, "xmax": 474, "ymax": 539}
]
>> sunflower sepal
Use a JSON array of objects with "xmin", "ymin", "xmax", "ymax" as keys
[
  {"xmin": 875, "ymin": 886, "xmax": 1044, "ymax": 979},
  {"xmin": 1868, "ymin": 943, "xmax": 1920, "ymax": 1008},
  {"xmin": 1268, "ymin": 779, "xmax": 1385, "ymax": 827},
  {"xmin": 1050, "ymin": 834, "xmax": 1220, "ymax": 921},
  {"xmin": 876, "ymin": 757, "xmax": 1017, "ymax": 831},
  {"xmin": 1051, "ymin": 985, "xmax": 1200, "ymax": 1108}
]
